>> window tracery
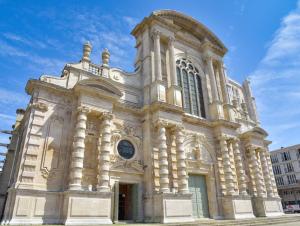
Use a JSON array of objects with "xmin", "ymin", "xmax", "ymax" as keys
[{"xmin": 176, "ymin": 58, "xmax": 206, "ymax": 118}]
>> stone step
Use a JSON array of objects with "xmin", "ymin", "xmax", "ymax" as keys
[{"xmin": 110, "ymin": 215, "xmax": 300, "ymax": 226}]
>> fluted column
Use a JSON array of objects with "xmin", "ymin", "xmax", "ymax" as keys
[
  {"xmin": 220, "ymin": 136, "xmax": 235, "ymax": 195},
  {"xmin": 175, "ymin": 125, "xmax": 188, "ymax": 193},
  {"xmin": 157, "ymin": 120, "xmax": 169, "ymax": 193},
  {"xmin": 265, "ymin": 151, "xmax": 279, "ymax": 197},
  {"xmin": 249, "ymin": 147, "xmax": 266, "ymax": 197},
  {"xmin": 69, "ymin": 106, "xmax": 89, "ymax": 190},
  {"xmin": 232, "ymin": 139, "xmax": 247, "ymax": 195},
  {"xmin": 260, "ymin": 149, "xmax": 274, "ymax": 197},
  {"xmin": 97, "ymin": 112, "xmax": 113, "ymax": 192},
  {"xmin": 206, "ymin": 56, "xmax": 219, "ymax": 102},
  {"xmin": 153, "ymin": 30, "xmax": 162, "ymax": 81}
]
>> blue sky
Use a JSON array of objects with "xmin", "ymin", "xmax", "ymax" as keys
[{"xmin": 0, "ymin": 0, "xmax": 299, "ymax": 152}]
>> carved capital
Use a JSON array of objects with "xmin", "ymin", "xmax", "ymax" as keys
[
  {"xmin": 168, "ymin": 36, "xmax": 175, "ymax": 46},
  {"xmin": 152, "ymin": 29, "xmax": 161, "ymax": 39},
  {"xmin": 77, "ymin": 106, "xmax": 90, "ymax": 114},
  {"xmin": 155, "ymin": 119, "xmax": 168, "ymax": 129},
  {"xmin": 100, "ymin": 112, "xmax": 113, "ymax": 121}
]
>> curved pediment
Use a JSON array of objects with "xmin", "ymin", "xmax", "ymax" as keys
[
  {"xmin": 251, "ymin": 126, "xmax": 269, "ymax": 137},
  {"xmin": 153, "ymin": 10, "xmax": 227, "ymax": 54},
  {"xmin": 75, "ymin": 77, "xmax": 123, "ymax": 98},
  {"xmin": 131, "ymin": 10, "xmax": 227, "ymax": 54}
]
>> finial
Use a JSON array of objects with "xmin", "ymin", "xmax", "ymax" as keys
[
  {"xmin": 82, "ymin": 41, "xmax": 92, "ymax": 62},
  {"xmin": 101, "ymin": 48, "xmax": 110, "ymax": 67}
]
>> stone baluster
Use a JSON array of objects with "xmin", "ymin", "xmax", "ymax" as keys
[
  {"xmin": 69, "ymin": 106, "xmax": 89, "ymax": 190},
  {"xmin": 265, "ymin": 152, "xmax": 280, "ymax": 197},
  {"xmin": 259, "ymin": 149, "xmax": 274, "ymax": 197},
  {"xmin": 232, "ymin": 139, "xmax": 247, "ymax": 195},
  {"xmin": 157, "ymin": 120, "xmax": 170, "ymax": 193},
  {"xmin": 153, "ymin": 30, "xmax": 162, "ymax": 81},
  {"xmin": 97, "ymin": 112, "xmax": 113, "ymax": 192},
  {"xmin": 220, "ymin": 136, "xmax": 235, "ymax": 195},
  {"xmin": 249, "ymin": 147, "xmax": 266, "ymax": 197},
  {"xmin": 175, "ymin": 125, "xmax": 188, "ymax": 193}
]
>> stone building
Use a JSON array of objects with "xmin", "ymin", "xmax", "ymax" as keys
[
  {"xmin": 271, "ymin": 144, "xmax": 300, "ymax": 208},
  {"xmin": 0, "ymin": 10, "xmax": 283, "ymax": 225}
]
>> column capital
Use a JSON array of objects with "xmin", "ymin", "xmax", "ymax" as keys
[
  {"xmin": 171, "ymin": 123, "xmax": 184, "ymax": 132},
  {"xmin": 77, "ymin": 106, "xmax": 90, "ymax": 114},
  {"xmin": 155, "ymin": 119, "xmax": 168, "ymax": 129},
  {"xmin": 100, "ymin": 112, "xmax": 113, "ymax": 121},
  {"xmin": 152, "ymin": 29, "xmax": 161, "ymax": 39},
  {"xmin": 167, "ymin": 36, "xmax": 175, "ymax": 45}
]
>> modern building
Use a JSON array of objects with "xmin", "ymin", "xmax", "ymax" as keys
[
  {"xmin": 271, "ymin": 144, "xmax": 300, "ymax": 208},
  {"xmin": 0, "ymin": 10, "xmax": 283, "ymax": 225}
]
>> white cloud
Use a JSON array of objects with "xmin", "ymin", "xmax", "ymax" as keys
[{"xmin": 250, "ymin": 1, "xmax": 300, "ymax": 149}]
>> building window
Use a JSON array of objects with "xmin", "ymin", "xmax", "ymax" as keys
[
  {"xmin": 281, "ymin": 151, "xmax": 291, "ymax": 161},
  {"xmin": 275, "ymin": 176, "xmax": 284, "ymax": 186},
  {"xmin": 287, "ymin": 174, "xmax": 297, "ymax": 184},
  {"xmin": 273, "ymin": 165, "xmax": 282, "ymax": 175},
  {"xmin": 176, "ymin": 58, "xmax": 206, "ymax": 118},
  {"xmin": 297, "ymin": 149, "xmax": 300, "ymax": 159},
  {"xmin": 117, "ymin": 140, "xmax": 135, "ymax": 159},
  {"xmin": 271, "ymin": 154, "xmax": 279, "ymax": 163},
  {"xmin": 284, "ymin": 162, "xmax": 294, "ymax": 173}
]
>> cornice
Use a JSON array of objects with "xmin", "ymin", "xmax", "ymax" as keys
[{"xmin": 211, "ymin": 119, "xmax": 240, "ymax": 129}]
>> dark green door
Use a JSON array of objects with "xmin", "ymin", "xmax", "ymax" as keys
[{"xmin": 188, "ymin": 175, "xmax": 209, "ymax": 218}]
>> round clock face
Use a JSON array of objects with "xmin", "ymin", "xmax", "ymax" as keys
[{"xmin": 117, "ymin": 140, "xmax": 135, "ymax": 159}]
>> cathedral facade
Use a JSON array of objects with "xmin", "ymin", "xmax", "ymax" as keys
[{"xmin": 0, "ymin": 10, "xmax": 283, "ymax": 225}]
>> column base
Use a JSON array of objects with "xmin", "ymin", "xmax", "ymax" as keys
[
  {"xmin": 153, "ymin": 192, "xmax": 194, "ymax": 223},
  {"xmin": 209, "ymin": 101, "xmax": 224, "ymax": 120},
  {"xmin": 252, "ymin": 196, "xmax": 284, "ymax": 217},
  {"xmin": 151, "ymin": 81, "xmax": 166, "ymax": 103},
  {"xmin": 222, "ymin": 195, "xmax": 255, "ymax": 219},
  {"xmin": 167, "ymin": 85, "xmax": 182, "ymax": 107},
  {"xmin": 63, "ymin": 190, "xmax": 113, "ymax": 225}
]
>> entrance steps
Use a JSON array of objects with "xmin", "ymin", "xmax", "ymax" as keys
[{"xmin": 114, "ymin": 214, "xmax": 300, "ymax": 226}]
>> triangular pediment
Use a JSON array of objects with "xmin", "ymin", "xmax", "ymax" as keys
[{"xmin": 74, "ymin": 77, "xmax": 122, "ymax": 98}]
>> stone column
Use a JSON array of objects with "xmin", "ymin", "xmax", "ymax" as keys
[
  {"xmin": 227, "ymin": 140, "xmax": 238, "ymax": 191},
  {"xmin": 175, "ymin": 125, "xmax": 188, "ymax": 193},
  {"xmin": 167, "ymin": 37, "xmax": 182, "ymax": 107},
  {"xmin": 157, "ymin": 120, "xmax": 170, "ymax": 193},
  {"xmin": 153, "ymin": 30, "xmax": 162, "ymax": 81},
  {"xmin": 206, "ymin": 56, "xmax": 219, "ymax": 102},
  {"xmin": 232, "ymin": 139, "xmax": 247, "ymax": 195},
  {"xmin": 265, "ymin": 151, "xmax": 279, "ymax": 197},
  {"xmin": 218, "ymin": 62, "xmax": 229, "ymax": 103},
  {"xmin": 249, "ymin": 147, "xmax": 266, "ymax": 197},
  {"xmin": 69, "ymin": 106, "xmax": 89, "ymax": 190},
  {"xmin": 259, "ymin": 149, "xmax": 274, "ymax": 197},
  {"xmin": 220, "ymin": 136, "xmax": 235, "ymax": 195},
  {"xmin": 168, "ymin": 37, "xmax": 177, "ymax": 87},
  {"xmin": 97, "ymin": 112, "xmax": 113, "ymax": 192}
]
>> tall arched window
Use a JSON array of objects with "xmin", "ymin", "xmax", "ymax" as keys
[{"xmin": 176, "ymin": 58, "xmax": 206, "ymax": 118}]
